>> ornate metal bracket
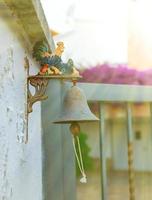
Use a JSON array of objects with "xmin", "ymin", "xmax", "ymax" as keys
[
  {"xmin": 27, "ymin": 77, "xmax": 49, "ymax": 113},
  {"xmin": 27, "ymin": 75, "xmax": 81, "ymax": 114}
]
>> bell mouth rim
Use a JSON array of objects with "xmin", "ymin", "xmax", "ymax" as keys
[{"xmin": 53, "ymin": 119, "xmax": 99, "ymax": 124}]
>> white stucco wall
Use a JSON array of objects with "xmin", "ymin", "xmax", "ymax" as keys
[{"xmin": 0, "ymin": 18, "xmax": 42, "ymax": 200}]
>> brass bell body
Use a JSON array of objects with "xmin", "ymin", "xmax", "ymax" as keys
[{"xmin": 54, "ymin": 85, "xmax": 99, "ymax": 124}]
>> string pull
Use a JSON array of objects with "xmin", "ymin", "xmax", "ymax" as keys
[{"xmin": 72, "ymin": 136, "xmax": 87, "ymax": 184}]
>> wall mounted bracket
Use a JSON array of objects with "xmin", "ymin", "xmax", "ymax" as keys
[
  {"xmin": 27, "ymin": 76, "xmax": 49, "ymax": 113},
  {"xmin": 27, "ymin": 75, "xmax": 81, "ymax": 113}
]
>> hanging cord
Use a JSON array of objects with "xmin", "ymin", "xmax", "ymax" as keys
[
  {"xmin": 77, "ymin": 136, "xmax": 85, "ymax": 174},
  {"xmin": 72, "ymin": 136, "xmax": 87, "ymax": 183}
]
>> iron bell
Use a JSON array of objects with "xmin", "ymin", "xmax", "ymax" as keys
[
  {"xmin": 54, "ymin": 85, "xmax": 99, "ymax": 124},
  {"xmin": 54, "ymin": 84, "xmax": 99, "ymax": 182}
]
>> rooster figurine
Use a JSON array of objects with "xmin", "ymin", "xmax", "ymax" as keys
[{"xmin": 33, "ymin": 41, "xmax": 79, "ymax": 76}]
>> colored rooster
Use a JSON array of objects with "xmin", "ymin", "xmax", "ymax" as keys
[{"xmin": 33, "ymin": 41, "xmax": 79, "ymax": 76}]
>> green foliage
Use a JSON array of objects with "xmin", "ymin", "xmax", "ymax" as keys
[{"xmin": 75, "ymin": 132, "xmax": 94, "ymax": 176}]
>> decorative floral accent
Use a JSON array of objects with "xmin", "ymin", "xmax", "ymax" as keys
[
  {"xmin": 80, "ymin": 63, "xmax": 152, "ymax": 112},
  {"xmin": 33, "ymin": 41, "xmax": 79, "ymax": 76},
  {"xmin": 80, "ymin": 63, "xmax": 152, "ymax": 85}
]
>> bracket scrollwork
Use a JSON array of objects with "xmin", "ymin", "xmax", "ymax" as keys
[{"xmin": 27, "ymin": 77, "xmax": 49, "ymax": 113}]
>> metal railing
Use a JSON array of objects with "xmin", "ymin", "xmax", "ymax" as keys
[{"xmin": 78, "ymin": 82, "xmax": 152, "ymax": 200}]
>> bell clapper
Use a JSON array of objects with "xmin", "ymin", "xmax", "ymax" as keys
[
  {"xmin": 70, "ymin": 122, "xmax": 80, "ymax": 136},
  {"xmin": 72, "ymin": 79, "xmax": 77, "ymax": 86},
  {"xmin": 71, "ymin": 122, "xmax": 87, "ymax": 184}
]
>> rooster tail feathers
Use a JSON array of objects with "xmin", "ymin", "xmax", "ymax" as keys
[{"xmin": 33, "ymin": 41, "xmax": 51, "ymax": 61}]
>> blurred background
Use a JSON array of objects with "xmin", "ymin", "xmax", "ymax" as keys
[
  {"xmin": 41, "ymin": 0, "xmax": 152, "ymax": 199},
  {"xmin": 41, "ymin": 0, "xmax": 152, "ymax": 69}
]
